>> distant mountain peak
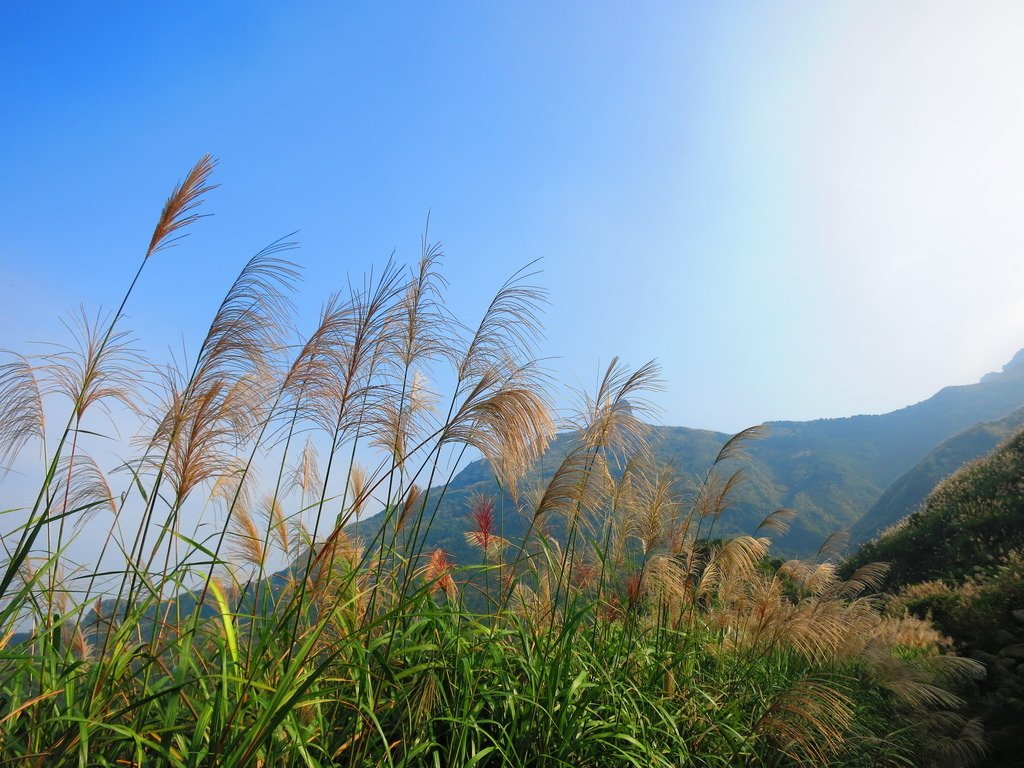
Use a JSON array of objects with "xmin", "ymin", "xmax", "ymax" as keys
[{"xmin": 979, "ymin": 347, "xmax": 1024, "ymax": 383}]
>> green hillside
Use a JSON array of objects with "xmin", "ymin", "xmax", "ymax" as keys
[
  {"xmin": 845, "ymin": 427, "xmax": 1024, "ymax": 589},
  {"xmin": 350, "ymin": 349, "xmax": 1024, "ymax": 559},
  {"xmin": 844, "ymin": 426, "xmax": 1024, "ymax": 765},
  {"xmin": 850, "ymin": 407, "xmax": 1024, "ymax": 545}
]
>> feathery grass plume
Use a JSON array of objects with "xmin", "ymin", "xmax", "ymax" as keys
[
  {"xmin": 804, "ymin": 562, "xmax": 839, "ymax": 596},
  {"xmin": 371, "ymin": 368, "xmax": 437, "ymax": 462},
  {"xmin": 627, "ymin": 461, "xmax": 678, "ymax": 555},
  {"xmin": 69, "ymin": 624, "xmax": 92, "ymax": 661},
  {"xmin": 779, "ymin": 558, "xmax": 842, "ymax": 598},
  {"xmin": 839, "ymin": 560, "xmax": 890, "ymax": 597},
  {"xmin": 278, "ymin": 292, "xmax": 352, "ymax": 409},
  {"xmin": 606, "ymin": 497, "xmax": 635, "ymax": 573},
  {"xmin": 41, "ymin": 306, "xmax": 141, "ymax": 422},
  {"xmin": 410, "ymin": 366, "xmax": 437, "ymax": 422},
  {"xmin": 336, "ymin": 530, "xmax": 367, "ymax": 574},
  {"xmin": 190, "ymin": 242, "xmax": 299, "ymax": 388},
  {"xmin": 276, "ymin": 287, "xmax": 393, "ymax": 465},
  {"xmin": 466, "ymin": 493, "xmax": 494, "ymax": 549},
  {"xmin": 721, "ymin": 534, "xmax": 772, "ymax": 581},
  {"xmin": 309, "ymin": 536, "xmax": 375, "ymax": 650},
  {"xmin": 464, "ymin": 494, "xmax": 510, "ymax": 561},
  {"xmin": 455, "ymin": 262, "xmax": 547, "ymax": 382},
  {"xmin": 624, "ymin": 569, "xmax": 646, "ymax": 607},
  {"xmin": 395, "ymin": 483, "xmax": 422, "ymax": 534},
  {"xmin": 663, "ymin": 536, "xmax": 700, "ymax": 601},
  {"xmin": 228, "ymin": 495, "xmax": 266, "ymax": 569},
  {"xmin": 575, "ymin": 357, "xmax": 663, "ymax": 457},
  {"xmin": 867, "ymin": 613, "xmax": 951, "ymax": 652},
  {"xmin": 571, "ymin": 560, "xmax": 599, "ymax": 590},
  {"xmin": 259, "ymin": 492, "xmax": 289, "ymax": 557},
  {"xmin": 390, "ymin": 237, "xmax": 453, "ymax": 369},
  {"xmin": 917, "ymin": 713, "xmax": 988, "ymax": 767},
  {"xmin": 816, "ymin": 530, "xmax": 850, "ymax": 562},
  {"xmin": 724, "ymin": 571, "xmax": 787, "ymax": 646},
  {"xmin": 287, "ymin": 436, "xmax": 323, "ymax": 504},
  {"xmin": 220, "ymin": 367, "xmax": 279, "ymax": 443},
  {"xmin": 146, "ymin": 154, "xmax": 218, "ymax": 258},
  {"xmin": 339, "ymin": 462, "xmax": 371, "ymax": 528},
  {"xmin": 608, "ymin": 451, "xmax": 641, "ymax": 514},
  {"xmin": 755, "ymin": 677, "xmax": 855, "ymax": 764},
  {"xmin": 694, "ymin": 465, "xmax": 746, "ymax": 520},
  {"xmin": 421, "ymin": 548, "xmax": 456, "ymax": 600},
  {"xmin": 510, "ymin": 556, "xmax": 558, "ymax": 628},
  {"xmin": 864, "ymin": 649, "xmax": 979, "ymax": 711},
  {"xmin": 146, "ymin": 248, "xmax": 298, "ymax": 501},
  {"xmin": 149, "ymin": 375, "xmax": 246, "ymax": 501},
  {"xmin": 209, "ymin": 457, "xmax": 257, "ymax": 509},
  {"xmin": 707, "ymin": 535, "xmax": 770, "ymax": 600},
  {"xmin": 442, "ymin": 366, "xmax": 554, "ymax": 495},
  {"xmin": 521, "ymin": 444, "xmax": 610, "ymax": 529},
  {"xmin": 290, "ymin": 515, "xmax": 313, "ymax": 554},
  {"xmin": 304, "ymin": 261, "xmax": 405, "ymax": 442},
  {"xmin": 48, "ymin": 452, "xmax": 117, "ymax": 525},
  {"xmin": 777, "ymin": 557, "xmax": 811, "ymax": 585},
  {"xmin": 687, "ymin": 425, "xmax": 769, "ymax": 555},
  {"xmin": 749, "ymin": 564, "xmax": 881, "ymax": 662},
  {"xmin": 754, "ymin": 507, "xmax": 796, "ymax": 537},
  {"xmin": 713, "ymin": 423, "xmax": 769, "ymax": 465},
  {"xmin": 925, "ymin": 652, "xmax": 987, "ymax": 691},
  {"xmin": 809, "ymin": 601, "xmax": 880, "ymax": 662},
  {"xmin": 0, "ymin": 353, "xmax": 46, "ymax": 469},
  {"xmin": 591, "ymin": 453, "xmax": 644, "ymax": 572}
]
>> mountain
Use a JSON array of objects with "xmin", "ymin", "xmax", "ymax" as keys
[
  {"xmin": 349, "ymin": 348, "xmax": 1024, "ymax": 559},
  {"xmin": 980, "ymin": 346, "xmax": 1024, "ymax": 383}
]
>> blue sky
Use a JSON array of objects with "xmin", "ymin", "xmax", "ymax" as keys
[{"xmin": 3, "ymin": 2, "xmax": 1024, "ymax": 433}]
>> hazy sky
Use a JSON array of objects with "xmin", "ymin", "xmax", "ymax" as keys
[{"xmin": 3, "ymin": 2, "xmax": 1024, "ymax": 433}]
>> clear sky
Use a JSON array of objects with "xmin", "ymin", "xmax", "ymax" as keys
[{"xmin": 3, "ymin": 2, "xmax": 1024, "ymax": 433}]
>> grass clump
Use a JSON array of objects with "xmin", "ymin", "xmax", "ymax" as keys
[{"xmin": 0, "ymin": 158, "xmax": 986, "ymax": 766}]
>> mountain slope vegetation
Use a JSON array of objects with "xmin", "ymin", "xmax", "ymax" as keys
[
  {"xmin": 851, "ymin": 407, "xmax": 1024, "ymax": 544},
  {"xmin": 846, "ymin": 427, "xmax": 1024, "ymax": 589},
  {"xmin": 845, "ymin": 427, "xmax": 1024, "ymax": 765}
]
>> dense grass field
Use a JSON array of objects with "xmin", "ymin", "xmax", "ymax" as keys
[{"xmin": 0, "ymin": 158, "xmax": 988, "ymax": 766}]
